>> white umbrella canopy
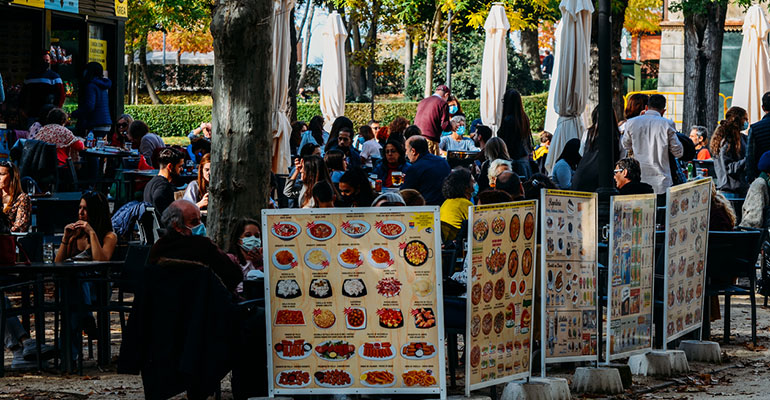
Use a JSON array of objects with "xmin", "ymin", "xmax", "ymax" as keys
[
  {"xmin": 480, "ymin": 4, "xmax": 510, "ymax": 132},
  {"xmin": 732, "ymin": 4, "xmax": 770, "ymax": 124},
  {"xmin": 544, "ymin": 0, "xmax": 593, "ymax": 174},
  {"xmin": 319, "ymin": 12, "xmax": 348, "ymax": 131},
  {"xmin": 544, "ymin": 22, "xmax": 562, "ymax": 136},
  {"xmin": 271, "ymin": 0, "xmax": 295, "ymax": 174}
]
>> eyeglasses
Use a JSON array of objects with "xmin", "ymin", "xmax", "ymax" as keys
[
  {"xmin": 613, "ymin": 168, "xmax": 624, "ymax": 174},
  {"xmin": 117, "ymin": 123, "xmax": 128, "ymax": 128}
]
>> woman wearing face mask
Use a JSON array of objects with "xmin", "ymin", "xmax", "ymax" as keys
[
  {"xmin": 183, "ymin": 153, "xmax": 210, "ymax": 209},
  {"xmin": 227, "ymin": 218, "xmax": 264, "ymax": 294},
  {"xmin": 56, "ymin": 191, "xmax": 117, "ymax": 262},
  {"xmin": 338, "ymin": 167, "xmax": 376, "ymax": 207},
  {"xmin": 711, "ymin": 106, "xmax": 749, "ymax": 198},
  {"xmin": 439, "ymin": 115, "xmax": 479, "ymax": 155},
  {"xmin": 373, "ymin": 140, "xmax": 410, "ymax": 188},
  {"xmin": 447, "ymin": 95, "xmax": 464, "ymax": 118}
]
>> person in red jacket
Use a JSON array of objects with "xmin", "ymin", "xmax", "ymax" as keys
[
  {"xmin": 414, "ymin": 84, "xmax": 452, "ymax": 155},
  {"xmin": 20, "ymin": 51, "xmax": 65, "ymax": 127}
]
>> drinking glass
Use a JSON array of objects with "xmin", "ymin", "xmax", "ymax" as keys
[{"xmin": 43, "ymin": 242, "xmax": 54, "ymax": 264}]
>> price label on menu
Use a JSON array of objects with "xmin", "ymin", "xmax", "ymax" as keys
[
  {"xmin": 465, "ymin": 201, "xmax": 538, "ymax": 395},
  {"xmin": 263, "ymin": 208, "xmax": 446, "ymax": 397},
  {"xmin": 606, "ymin": 194, "xmax": 656, "ymax": 360},
  {"xmin": 663, "ymin": 178, "xmax": 711, "ymax": 344},
  {"xmin": 540, "ymin": 190, "xmax": 598, "ymax": 364}
]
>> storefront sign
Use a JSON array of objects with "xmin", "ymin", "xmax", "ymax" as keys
[
  {"xmin": 88, "ymin": 39, "xmax": 107, "ymax": 70},
  {"xmin": 540, "ymin": 190, "xmax": 598, "ymax": 369},
  {"xmin": 114, "ymin": 0, "xmax": 127, "ymax": 18},
  {"xmin": 606, "ymin": 194, "xmax": 656, "ymax": 360},
  {"xmin": 263, "ymin": 208, "xmax": 446, "ymax": 398},
  {"xmin": 46, "ymin": 0, "xmax": 78, "ymax": 14},
  {"xmin": 11, "ymin": 0, "xmax": 44, "ymax": 8},
  {"xmin": 465, "ymin": 201, "xmax": 538, "ymax": 395},
  {"xmin": 663, "ymin": 178, "xmax": 711, "ymax": 344}
]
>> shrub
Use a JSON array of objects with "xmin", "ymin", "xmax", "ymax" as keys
[{"xmin": 124, "ymin": 92, "xmax": 548, "ymax": 137}]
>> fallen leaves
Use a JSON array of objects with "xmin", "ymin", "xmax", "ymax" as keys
[{"xmin": 742, "ymin": 343, "xmax": 768, "ymax": 352}]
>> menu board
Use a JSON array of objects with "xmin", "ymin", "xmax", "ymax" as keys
[
  {"xmin": 262, "ymin": 208, "xmax": 446, "ymax": 397},
  {"xmin": 465, "ymin": 201, "xmax": 538, "ymax": 394},
  {"xmin": 606, "ymin": 194, "xmax": 656, "ymax": 360},
  {"xmin": 540, "ymin": 190, "xmax": 598, "ymax": 366},
  {"xmin": 663, "ymin": 178, "xmax": 711, "ymax": 344}
]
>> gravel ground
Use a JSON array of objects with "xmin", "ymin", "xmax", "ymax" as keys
[{"xmin": 2, "ymin": 295, "xmax": 770, "ymax": 399}]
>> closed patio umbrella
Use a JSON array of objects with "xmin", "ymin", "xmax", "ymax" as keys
[
  {"xmin": 271, "ymin": 0, "xmax": 295, "ymax": 174},
  {"xmin": 480, "ymin": 4, "xmax": 510, "ymax": 132},
  {"xmin": 544, "ymin": 0, "xmax": 593, "ymax": 174},
  {"xmin": 544, "ymin": 22, "xmax": 562, "ymax": 136},
  {"xmin": 732, "ymin": 5, "xmax": 770, "ymax": 125},
  {"xmin": 319, "ymin": 12, "xmax": 348, "ymax": 131}
]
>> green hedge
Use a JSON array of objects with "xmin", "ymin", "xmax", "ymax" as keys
[{"xmin": 121, "ymin": 92, "xmax": 548, "ymax": 137}]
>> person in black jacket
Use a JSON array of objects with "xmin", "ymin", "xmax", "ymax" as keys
[
  {"xmin": 614, "ymin": 158, "xmax": 654, "ymax": 195},
  {"xmin": 711, "ymin": 106, "xmax": 749, "ymax": 198},
  {"xmin": 746, "ymin": 91, "xmax": 770, "ymax": 181}
]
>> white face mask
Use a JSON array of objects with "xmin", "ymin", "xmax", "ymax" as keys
[{"xmin": 240, "ymin": 236, "xmax": 261, "ymax": 252}]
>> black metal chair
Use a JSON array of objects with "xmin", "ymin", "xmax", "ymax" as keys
[{"xmin": 703, "ymin": 227, "xmax": 763, "ymax": 345}]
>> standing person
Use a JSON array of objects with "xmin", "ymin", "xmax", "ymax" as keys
[
  {"xmin": 35, "ymin": 108, "xmax": 85, "ymax": 166},
  {"xmin": 373, "ymin": 140, "xmax": 410, "ymax": 188},
  {"xmin": 572, "ymin": 106, "xmax": 621, "ymax": 192},
  {"xmin": 358, "ymin": 125, "xmax": 382, "ymax": 169},
  {"xmin": 746, "ymin": 92, "xmax": 770, "ymax": 182},
  {"xmin": 143, "ymin": 148, "xmax": 184, "ymax": 217},
  {"xmin": 401, "ymin": 136, "xmax": 451, "ymax": 205},
  {"xmin": 183, "ymin": 153, "xmax": 210, "ymax": 209},
  {"xmin": 414, "ymin": 85, "xmax": 452, "ymax": 155},
  {"xmin": 439, "ymin": 115, "xmax": 479, "ymax": 154},
  {"xmin": 0, "ymin": 162, "xmax": 30, "ymax": 233},
  {"xmin": 20, "ymin": 51, "xmax": 65, "ymax": 126},
  {"xmin": 622, "ymin": 94, "xmax": 683, "ymax": 194},
  {"xmin": 690, "ymin": 125, "xmax": 711, "ymax": 160},
  {"xmin": 111, "ymin": 114, "xmax": 133, "ymax": 147},
  {"xmin": 128, "ymin": 120, "xmax": 165, "ymax": 167},
  {"xmin": 300, "ymin": 116, "xmax": 328, "ymax": 155},
  {"xmin": 550, "ymin": 138, "xmax": 581, "ymax": 189},
  {"xmin": 541, "ymin": 49, "xmax": 554, "ymax": 77},
  {"xmin": 71, "ymin": 62, "xmax": 112, "ymax": 138},
  {"xmin": 497, "ymin": 89, "xmax": 533, "ymax": 180},
  {"xmin": 711, "ymin": 106, "xmax": 749, "ymax": 198}
]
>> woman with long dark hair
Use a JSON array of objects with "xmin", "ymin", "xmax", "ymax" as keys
[
  {"xmin": 373, "ymin": 140, "xmax": 410, "ymax": 188},
  {"xmin": 55, "ymin": 191, "xmax": 117, "ymax": 261},
  {"xmin": 572, "ymin": 106, "xmax": 621, "ymax": 191},
  {"xmin": 338, "ymin": 167, "xmax": 376, "ymax": 207},
  {"xmin": 72, "ymin": 62, "xmax": 112, "ymax": 138},
  {"xmin": 299, "ymin": 116, "xmax": 328, "ymax": 155},
  {"xmin": 497, "ymin": 89, "xmax": 533, "ymax": 179},
  {"xmin": 290, "ymin": 121, "xmax": 307, "ymax": 156},
  {"xmin": 550, "ymin": 138, "xmax": 581, "ymax": 190},
  {"xmin": 711, "ymin": 106, "xmax": 749, "ymax": 197},
  {"xmin": 0, "ymin": 161, "xmax": 30, "ymax": 232},
  {"xmin": 283, "ymin": 155, "xmax": 335, "ymax": 208}
]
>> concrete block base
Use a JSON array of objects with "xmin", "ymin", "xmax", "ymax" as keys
[
  {"xmin": 501, "ymin": 381, "xmax": 553, "ymax": 400},
  {"xmin": 448, "ymin": 396, "xmax": 492, "ymax": 400},
  {"xmin": 628, "ymin": 350, "xmax": 690, "ymax": 376},
  {"xmin": 530, "ymin": 377, "xmax": 571, "ymax": 400},
  {"xmin": 605, "ymin": 363, "xmax": 633, "ymax": 389},
  {"xmin": 679, "ymin": 340, "xmax": 722, "ymax": 363},
  {"xmin": 571, "ymin": 367, "xmax": 624, "ymax": 394}
]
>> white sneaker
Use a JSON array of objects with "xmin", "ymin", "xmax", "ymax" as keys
[{"xmin": 21, "ymin": 338, "xmax": 56, "ymax": 361}]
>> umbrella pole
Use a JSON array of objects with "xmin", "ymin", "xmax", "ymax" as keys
[{"xmin": 597, "ymin": 0, "xmax": 617, "ymax": 228}]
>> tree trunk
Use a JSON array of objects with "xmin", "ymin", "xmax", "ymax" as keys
[
  {"xmin": 288, "ymin": 6, "xmax": 298, "ymax": 122},
  {"xmin": 366, "ymin": 0, "xmax": 379, "ymax": 100},
  {"xmin": 521, "ymin": 27, "xmax": 542, "ymax": 80},
  {"xmin": 682, "ymin": 3, "xmax": 726, "ymax": 138},
  {"xmin": 636, "ymin": 34, "xmax": 641, "ymax": 62},
  {"xmin": 138, "ymin": 37, "xmax": 163, "ymax": 105},
  {"xmin": 348, "ymin": 17, "xmax": 364, "ymax": 101},
  {"xmin": 209, "ymin": 0, "xmax": 273, "ymax": 247},
  {"xmin": 404, "ymin": 31, "xmax": 413, "ymax": 93},
  {"xmin": 297, "ymin": 3, "xmax": 315, "ymax": 89},
  {"xmin": 423, "ymin": 9, "xmax": 442, "ymax": 98},
  {"xmin": 127, "ymin": 40, "xmax": 135, "ymax": 105},
  {"xmin": 297, "ymin": 1, "xmax": 311, "ymax": 40}
]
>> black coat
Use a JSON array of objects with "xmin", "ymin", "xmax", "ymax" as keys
[{"xmin": 118, "ymin": 259, "xmax": 241, "ymax": 400}]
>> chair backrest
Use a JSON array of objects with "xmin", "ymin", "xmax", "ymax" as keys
[
  {"xmin": 706, "ymin": 227, "xmax": 763, "ymax": 281},
  {"xmin": 20, "ymin": 176, "xmax": 41, "ymax": 195},
  {"xmin": 138, "ymin": 207, "xmax": 162, "ymax": 245},
  {"xmin": 120, "ymin": 244, "xmax": 152, "ymax": 294}
]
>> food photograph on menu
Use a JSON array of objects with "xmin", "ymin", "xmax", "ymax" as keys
[
  {"xmin": 465, "ymin": 201, "xmax": 538, "ymax": 394},
  {"xmin": 606, "ymin": 194, "xmax": 656, "ymax": 359},
  {"xmin": 263, "ymin": 208, "xmax": 445, "ymax": 395},
  {"xmin": 540, "ymin": 190, "xmax": 598, "ymax": 363},
  {"xmin": 663, "ymin": 179, "xmax": 711, "ymax": 343}
]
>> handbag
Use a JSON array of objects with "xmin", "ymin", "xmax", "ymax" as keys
[{"xmin": 0, "ymin": 234, "xmax": 30, "ymax": 265}]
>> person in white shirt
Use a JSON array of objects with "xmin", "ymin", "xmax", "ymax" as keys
[
  {"xmin": 622, "ymin": 94, "xmax": 683, "ymax": 194},
  {"xmin": 358, "ymin": 125, "xmax": 382, "ymax": 169}
]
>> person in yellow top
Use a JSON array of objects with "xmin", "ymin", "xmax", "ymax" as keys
[
  {"xmin": 440, "ymin": 167, "xmax": 474, "ymax": 241},
  {"xmin": 533, "ymin": 131, "xmax": 552, "ymax": 174}
]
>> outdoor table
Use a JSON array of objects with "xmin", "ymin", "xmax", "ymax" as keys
[
  {"xmin": 0, "ymin": 260, "xmax": 123, "ymax": 372},
  {"xmin": 31, "ymin": 192, "xmax": 82, "ymax": 234}
]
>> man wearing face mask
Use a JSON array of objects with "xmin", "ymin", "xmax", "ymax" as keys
[
  {"xmin": 149, "ymin": 199, "xmax": 243, "ymax": 294},
  {"xmin": 20, "ymin": 51, "xmax": 65, "ymax": 127},
  {"xmin": 439, "ymin": 115, "xmax": 480, "ymax": 155},
  {"xmin": 143, "ymin": 148, "xmax": 184, "ymax": 218}
]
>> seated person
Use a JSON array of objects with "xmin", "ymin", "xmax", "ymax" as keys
[
  {"xmin": 55, "ymin": 191, "xmax": 117, "ymax": 261},
  {"xmin": 0, "ymin": 162, "xmax": 30, "ymax": 232},
  {"xmin": 550, "ymin": 138, "xmax": 581, "ymax": 190},
  {"xmin": 440, "ymin": 168, "xmax": 474, "ymax": 241},
  {"xmin": 312, "ymin": 181, "xmax": 336, "ymax": 208},
  {"xmin": 324, "ymin": 149, "xmax": 347, "ymax": 184},
  {"xmin": 487, "ymin": 159, "xmax": 513, "ymax": 189},
  {"xmin": 523, "ymin": 173, "xmax": 556, "ymax": 200},
  {"xmin": 400, "ymin": 189, "xmax": 426, "ymax": 206},
  {"xmin": 614, "ymin": 158, "xmax": 654, "ymax": 195},
  {"xmin": 226, "ymin": 218, "xmax": 263, "ymax": 294},
  {"xmin": 372, "ymin": 192, "xmax": 406, "ymax": 207},
  {"xmin": 373, "ymin": 140, "xmax": 410, "ymax": 188},
  {"xmin": 111, "ymin": 114, "xmax": 133, "ymax": 147},
  {"xmin": 533, "ymin": 131, "xmax": 552, "ymax": 174},
  {"xmin": 128, "ymin": 120, "xmax": 165, "ymax": 167},
  {"xmin": 337, "ymin": 168, "xmax": 376, "ymax": 207},
  {"xmin": 183, "ymin": 153, "xmax": 210, "ymax": 210},
  {"xmin": 149, "ymin": 200, "xmax": 242, "ymax": 294},
  {"xmin": 742, "ymin": 150, "xmax": 770, "ymax": 228},
  {"xmin": 34, "ymin": 108, "xmax": 84, "ymax": 166},
  {"xmin": 495, "ymin": 171, "xmax": 524, "ymax": 200},
  {"xmin": 327, "ymin": 127, "xmax": 362, "ymax": 170},
  {"xmin": 143, "ymin": 148, "xmax": 184, "ymax": 217},
  {"xmin": 439, "ymin": 115, "xmax": 479, "ymax": 155},
  {"xmin": 188, "ymin": 121, "xmax": 212, "ymax": 142},
  {"xmin": 187, "ymin": 138, "xmax": 211, "ymax": 164},
  {"xmin": 27, "ymin": 104, "xmax": 56, "ymax": 139},
  {"xmin": 401, "ymin": 136, "xmax": 451, "ymax": 205},
  {"xmin": 358, "ymin": 125, "xmax": 382, "ymax": 169}
]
